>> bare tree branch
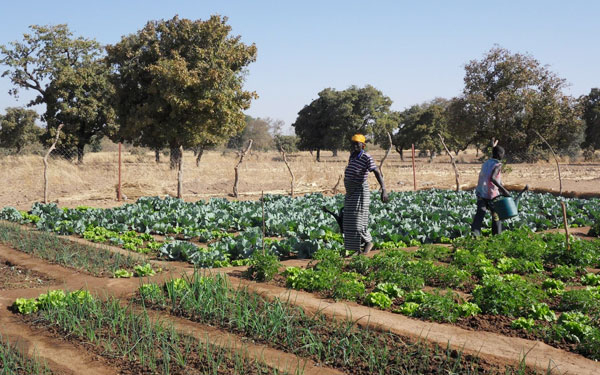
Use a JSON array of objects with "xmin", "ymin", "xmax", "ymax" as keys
[
  {"xmin": 233, "ymin": 139, "xmax": 253, "ymax": 198},
  {"xmin": 438, "ymin": 133, "xmax": 461, "ymax": 192},
  {"xmin": 43, "ymin": 124, "xmax": 63, "ymax": 203}
]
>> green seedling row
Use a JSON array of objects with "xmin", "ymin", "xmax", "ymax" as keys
[
  {"xmin": 12, "ymin": 289, "xmax": 285, "ymax": 375},
  {"xmin": 0, "ymin": 334, "xmax": 53, "ymax": 375},
  {"xmin": 135, "ymin": 271, "xmax": 543, "ymax": 375},
  {"xmin": 0, "ymin": 221, "xmax": 144, "ymax": 277}
]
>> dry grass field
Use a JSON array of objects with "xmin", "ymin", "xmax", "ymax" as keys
[{"xmin": 1, "ymin": 148, "xmax": 599, "ymax": 210}]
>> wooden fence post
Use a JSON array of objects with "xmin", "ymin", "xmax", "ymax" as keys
[
  {"xmin": 233, "ymin": 140, "xmax": 253, "ymax": 198},
  {"xmin": 438, "ymin": 133, "xmax": 461, "ymax": 191},
  {"xmin": 279, "ymin": 146, "xmax": 295, "ymax": 197},
  {"xmin": 411, "ymin": 144, "xmax": 417, "ymax": 191},
  {"xmin": 118, "ymin": 142, "xmax": 122, "ymax": 201},
  {"xmin": 43, "ymin": 124, "xmax": 63, "ymax": 204}
]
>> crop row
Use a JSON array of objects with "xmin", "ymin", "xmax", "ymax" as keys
[
  {"xmin": 0, "ymin": 334, "xmax": 52, "ymax": 375},
  {"xmin": 0, "ymin": 221, "xmax": 156, "ymax": 278},
  {"xmin": 276, "ymin": 229, "xmax": 600, "ymax": 360},
  {"xmin": 1, "ymin": 190, "xmax": 598, "ymax": 265},
  {"xmin": 11, "ymin": 288, "xmax": 286, "ymax": 375},
  {"xmin": 133, "ymin": 271, "xmax": 540, "ymax": 375}
]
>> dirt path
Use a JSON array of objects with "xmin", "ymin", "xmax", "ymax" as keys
[{"xmin": 2, "ymin": 232, "xmax": 600, "ymax": 375}]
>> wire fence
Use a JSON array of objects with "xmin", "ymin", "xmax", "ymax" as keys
[{"xmin": 1, "ymin": 137, "xmax": 600, "ymax": 209}]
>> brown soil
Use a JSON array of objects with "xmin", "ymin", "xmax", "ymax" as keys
[{"xmin": 0, "ymin": 257, "xmax": 55, "ymax": 290}]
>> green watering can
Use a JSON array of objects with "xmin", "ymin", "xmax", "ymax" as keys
[{"xmin": 492, "ymin": 185, "xmax": 529, "ymax": 220}]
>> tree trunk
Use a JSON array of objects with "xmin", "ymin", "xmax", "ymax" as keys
[
  {"xmin": 77, "ymin": 144, "xmax": 85, "ymax": 164},
  {"xmin": 316, "ymin": 149, "xmax": 321, "ymax": 162},
  {"xmin": 196, "ymin": 147, "xmax": 204, "ymax": 167},
  {"xmin": 395, "ymin": 146, "xmax": 404, "ymax": 161},
  {"xmin": 170, "ymin": 146, "xmax": 181, "ymax": 169},
  {"xmin": 332, "ymin": 149, "xmax": 338, "ymax": 157},
  {"xmin": 154, "ymin": 149, "xmax": 161, "ymax": 163}
]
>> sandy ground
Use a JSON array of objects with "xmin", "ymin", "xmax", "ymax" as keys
[{"xmin": 1, "ymin": 148, "xmax": 599, "ymax": 210}]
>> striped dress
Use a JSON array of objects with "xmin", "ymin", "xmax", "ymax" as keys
[{"xmin": 343, "ymin": 151, "xmax": 377, "ymax": 252}]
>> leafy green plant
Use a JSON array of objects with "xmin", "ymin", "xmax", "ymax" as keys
[
  {"xmin": 542, "ymin": 278, "xmax": 565, "ymax": 296},
  {"xmin": 472, "ymin": 274, "xmax": 546, "ymax": 316},
  {"xmin": 399, "ymin": 302, "xmax": 420, "ymax": 316},
  {"xmin": 244, "ymin": 250, "xmax": 281, "ymax": 282},
  {"xmin": 511, "ymin": 317, "xmax": 535, "ymax": 331},
  {"xmin": 551, "ymin": 265, "xmax": 577, "ymax": 281},
  {"xmin": 374, "ymin": 282, "xmax": 403, "ymax": 299},
  {"xmin": 113, "ymin": 269, "xmax": 133, "ymax": 278},
  {"xmin": 12, "ymin": 297, "xmax": 38, "ymax": 314},
  {"xmin": 459, "ymin": 302, "xmax": 481, "ymax": 317},
  {"xmin": 581, "ymin": 273, "xmax": 600, "ymax": 286},
  {"xmin": 365, "ymin": 292, "xmax": 392, "ymax": 309},
  {"xmin": 332, "ymin": 276, "xmax": 365, "ymax": 301},
  {"xmin": 133, "ymin": 263, "xmax": 156, "ymax": 277},
  {"xmin": 527, "ymin": 303, "xmax": 556, "ymax": 322}
]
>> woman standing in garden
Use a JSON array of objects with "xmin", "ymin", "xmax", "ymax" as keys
[
  {"xmin": 471, "ymin": 144, "xmax": 510, "ymax": 236},
  {"xmin": 343, "ymin": 134, "xmax": 389, "ymax": 254}
]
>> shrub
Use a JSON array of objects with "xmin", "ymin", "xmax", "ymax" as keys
[{"xmin": 244, "ymin": 250, "xmax": 281, "ymax": 282}]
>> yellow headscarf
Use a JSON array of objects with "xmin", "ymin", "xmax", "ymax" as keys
[{"xmin": 351, "ymin": 134, "xmax": 366, "ymax": 144}]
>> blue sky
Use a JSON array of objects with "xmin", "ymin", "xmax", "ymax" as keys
[{"xmin": 1, "ymin": 0, "xmax": 598, "ymax": 134}]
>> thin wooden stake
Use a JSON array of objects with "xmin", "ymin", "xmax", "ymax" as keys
[
  {"xmin": 378, "ymin": 131, "xmax": 393, "ymax": 177},
  {"xmin": 43, "ymin": 124, "xmax": 63, "ymax": 204},
  {"xmin": 118, "ymin": 142, "xmax": 122, "ymax": 201},
  {"xmin": 279, "ymin": 146, "xmax": 295, "ymax": 197},
  {"xmin": 561, "ymin": 201, "xmax": 570, "ymax": 251},
  {"xmin": 438, "ymin": 133, "xmax": 461, "ymax": 191},
  {"xmin": 534, "ymin": 130, "xmax": 563, "ymax": 194},
  {"xmin": 262, "ymin": 190, "xmax": 266, "ymax": 253},
  {"xmin": 233, "ymin": 139, "xmax": 253, "ymax": 198},
  {"xmin": 332, "ymin": 174, "xmax": 343, "ymax": 194},
  {"xmin": 411, "ymin": 144, "xmax": 417, "ymax": 191},
  {"xmin": 177, "ymin": 145, "xmax": 184, "ymax": 199}
]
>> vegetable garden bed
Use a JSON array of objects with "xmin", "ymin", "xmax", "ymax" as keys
[
  {"xmin": 132, "ymin": 271, "xmax": 539, "ymax": 375},
  {"xmin": 1, "ymin": 190, "xmax": 598, "ymax": 267},
  {"xmin": 11, "ymin": 288, "xmax": 286, "ymax": 375},
  {"xmin": 0, "ymin": 221, "xmax": 156, "ymax": 278},
  {"xmin": 272, "ymin": 229, "xmax": 600, "ymax": 361}
]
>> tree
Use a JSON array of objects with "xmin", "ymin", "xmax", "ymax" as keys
[
  {"xmin": 274, "ymin": 134, "xmax": 298, "ymax": 153},
  {"xmin": 107, "ymin": 15, "xmax": 257, "ymax": 165},
  {"xmin": 0, "ymin": 24, "xmax": 115, "ymax": 163},
  {"xmin": 445, "ymin": 97, "xmax": 477, "ymax": 154},
  {"xmin": 462, "ymin": 46, "xmax": 584, "ymax": 161},
  {"xmin": 394, "ymin": 99, "xmax": 451, "ymax": 160},
  {"xmin": 292, "ymin": 85, "xmax": 392, "ymax": 160},
  {"xmin": 0, "ymin": 107, "xmax": 42, "ymax": 153},
  {"xmin": 228, "ymin": 116, "xmax": 274, "ymax": 151},
  {"xmin": 581, "ymin": 88, "xmax": 600, "ymax": 150}
]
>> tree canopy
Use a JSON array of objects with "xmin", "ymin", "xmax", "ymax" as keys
[
  {"xmin": 462, "ymin": 46, "xmax": 584, "ymax": 161},
  {"xmin": 581, "ymin": 88, "xmax": 600, "ymax": 150},
  {"xmin": 292, "ymin": 85, "xmax": 392, "ymax": 159},
  {"xmin": 0, "ymin": 107, "xmax": 42, "ymax": 153},
  {"xmin": 0, "ymin": 24, "xmax": 114, "ymax": 162},
  {"xmin": 106, "ymin": 15, "xmax": 257, "ymax": 156}
]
